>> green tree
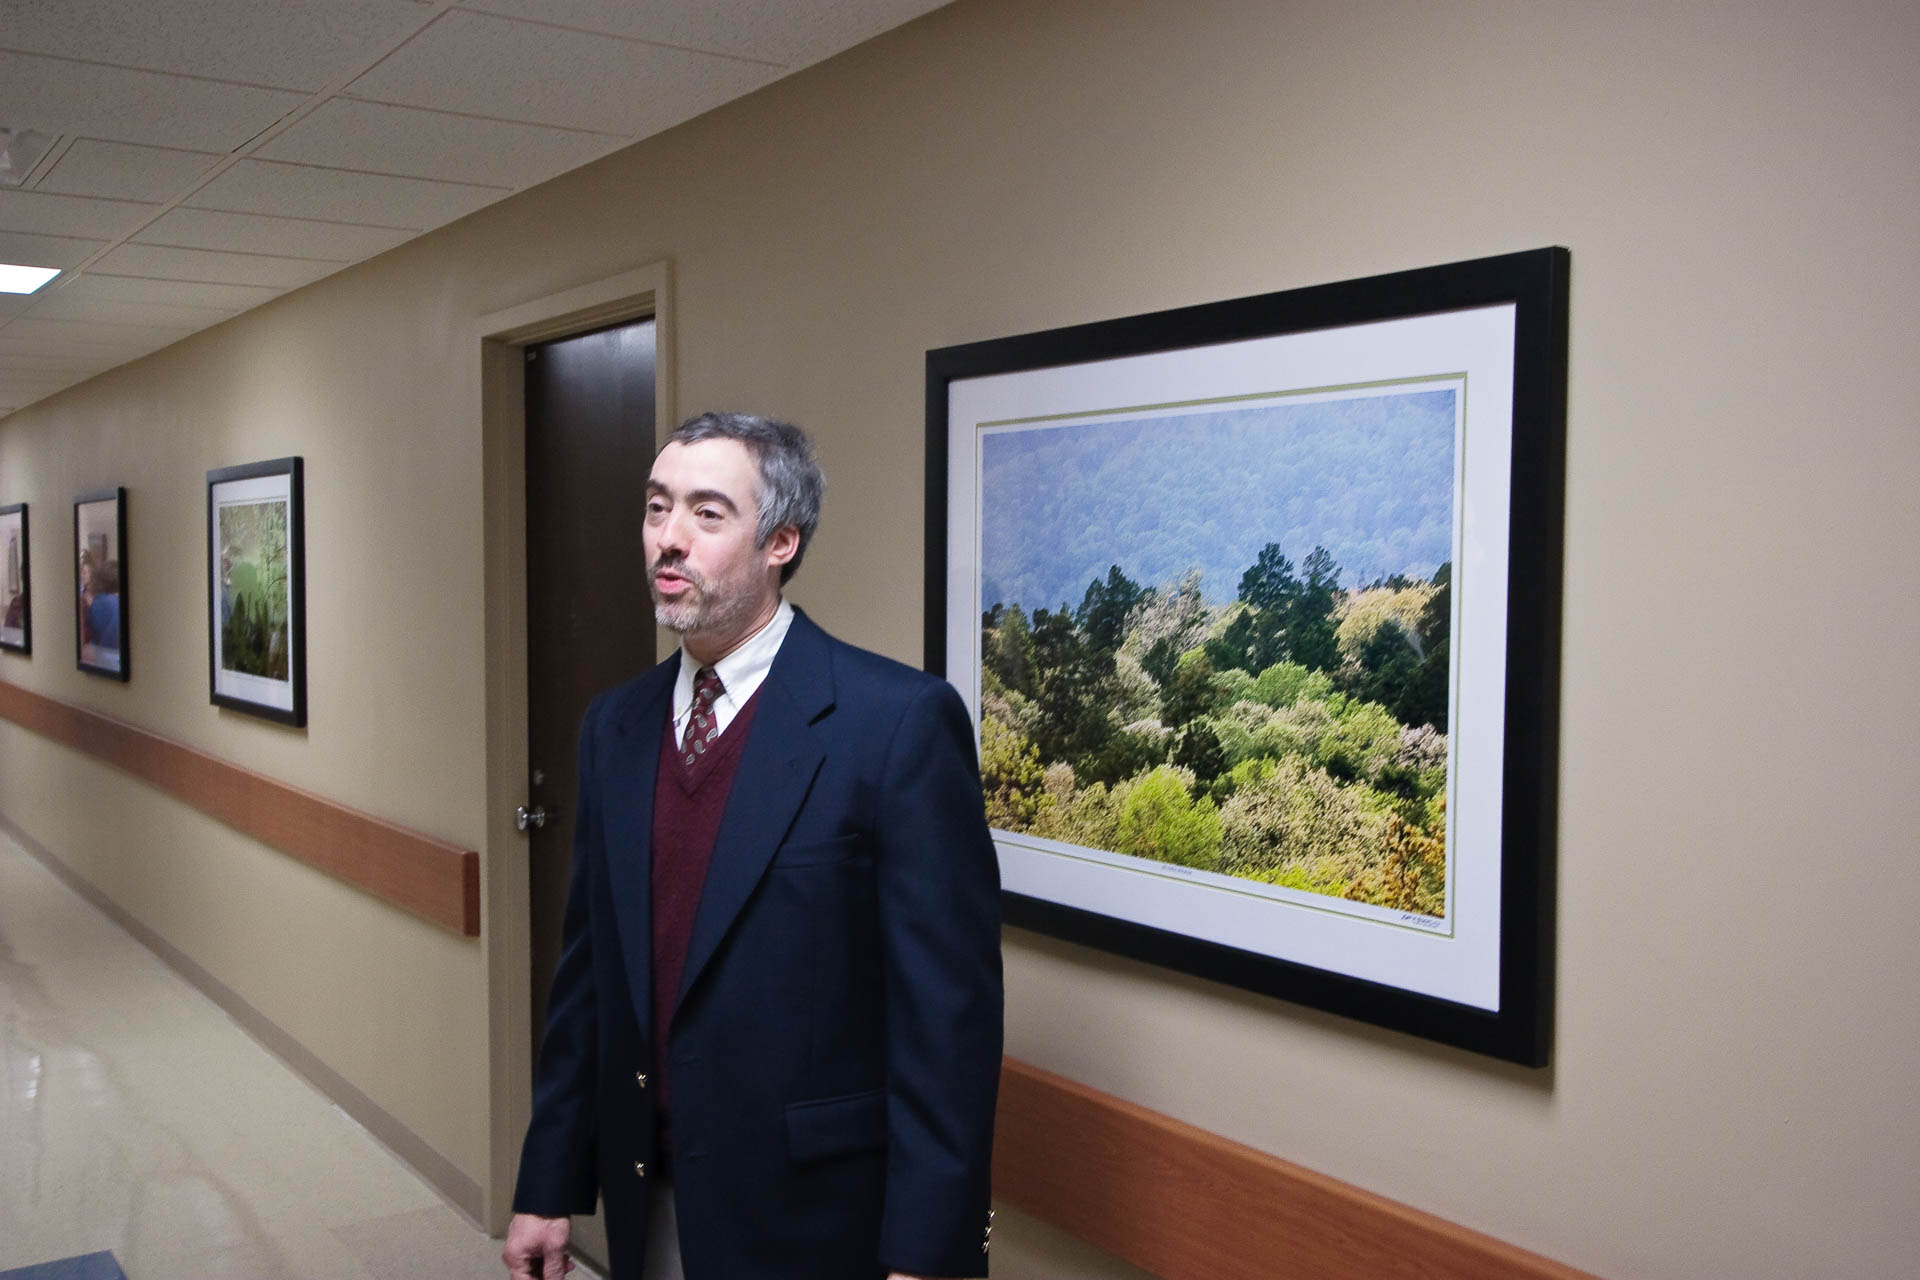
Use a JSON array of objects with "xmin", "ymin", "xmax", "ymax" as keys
[
  {"xmin": 1249, "ymin": 661, "xmax": 1332, "ymax": 709},
  {"xmin": 1116, "ymin": 766, "xmax": 1222, "ymax": 870},
  {"xmin": 1206, "ymin": 605, "xmax": 1278, "ymax": 675},
  {"xmin": 1078, "ymin": 726, "xmax": 1167, "ymax": 788},
  {"xmin": 1237, "ymin": 542, "xmax": 1299, "ymax": 612},
  {"xmin": 1314, "ymin": 698, "xmax": 1403, "ymax": 785},
  {"xmin": 1076, "ymin": 565, "xmax": 1147, "ymax": 652},
  {"xmin": 1141, "ymin": 635, "xmax": 1182, "ymax": 687},
  {"xmin": 1173, "ymin": 719, "xmax": 1227, "ymax": 785},
  {"xmin": 1216, "ymin": 754, "xmax": 1387, "ymax": 884},
  {"xmin": 1335, "ymin": 581, "xmax": 1441, "ymax": 730},
  {"xmin": 980, "ymin": 714, "xmax": 1050, "ymax": 831},
  {"xmin": 1159, "ymin": 651, "xmax": 1221, "ymax": 727},
  {"xmin": 1122, "ymin": 569, "xmax": 1208, "ymax": 670},
  {"xmin": 1205, "ymin": 545, "xmax": 1299, "ymax": 674},
  {"xmin": 983, "ymin": 602, "xmax": 1037, "ymax": 696},
  {"xmin": 1028, "ymin": 606, "xmax": 1123, "ymax": 777},
  {"xmin": 1031, "ymin": 772, "xmax": 1129, "ymax": 853},
  {"xmin": 1403, "ymin": 562, "xmax": 1452, "ymax": 732},
  {"xmin": 1287, "ymin": 545, "xmax": 1342, "ymax": 672},
  {"xmin": 1345, "ymin": 801, "xmax": 1446, "ymax": 917}
]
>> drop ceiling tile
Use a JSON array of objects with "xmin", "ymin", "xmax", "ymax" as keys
[
  {"xmin": 259, "ymin": 98, "xmax": 622, "ymax": 189},
  {"xmin": 345, "ymin": 9, "xmax": 779, "ymax": 137},
  {"xmin": 0, "ymin": 372, "xmax": 92, "ymax": 397},
  {"xmin": 187, "ymin": 159, "xmax": 505, "ymax": 228},
  {"xmin": 0, "ymin": 230, "xmax": 107, "ymax": 272},
  {"xmin": 91, "ymin": 243, "xmax": 341, "ymax": 289},
  {"xmin": 16, "ymin": 290, "xmax": 238, "ymax": 329},
  {"xmin": 0, "ymin": 329, "xmax": 170, "ymax": 360},
  {"xmin": 53, "ymin": 273, "xmax": 284, "ymax": 311},
  {"xmin": 460, "ymin": 0, "xmax": 948, "ymax": 67},
  {"xmin": 37, "ymin": 140, "xmax": 227, "ymax": 204},
  {"xmin": 0, "ymin": 0, "xmax": 438, "ymax": 93},
  {"xmin": 0, "ymin": 52, "xmax": 308, "ymax": 153},
  {"xmin": 133, "ymin": 207, "xmax": 412, "ymax": 261},
  {"xmin": 0, "ymin": 190, "xmax": 161, "ymax": 241},
  {"xmin": 0, "ymin": 339, "xmax": 124, "ymax": 368},
  {"xmin": 2, "ymin": 316, "xmax": 196, "ymax": 350},
  {"xmin": 0, "ymin": 379, "xmax": 76, "ymax": 399},
  {"xmin": 0, "ymin": 380, "xmax": 81, "ymax": 411},
  {"xmin": 0, "ymin": 296, "xmax": 30, "ymax": 319}
]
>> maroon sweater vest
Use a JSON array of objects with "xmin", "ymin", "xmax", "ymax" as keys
[{"xmin": 650, "ymin": 688, "xmax": 761, "ymax": 1108}]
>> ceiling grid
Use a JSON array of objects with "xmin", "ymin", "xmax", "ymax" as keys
[{"xmin": 0, "ymin": 0, "xmax": 947, "ymax": 416}]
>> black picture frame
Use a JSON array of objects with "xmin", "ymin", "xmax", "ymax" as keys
[
  {"xmin": 206, "ymin": 457, "xmax": 306, "ymax": 727},
  {"xmin": 1, "ymin": 502, "xmax": 29, "ymax": 655},
  {"xmin": 74, "ymin": 487, "xmax": 129, "ymax": 681},
  {"xmin": 927, "ymin": 248, "xmax": 1567, "ymax": 1065}
]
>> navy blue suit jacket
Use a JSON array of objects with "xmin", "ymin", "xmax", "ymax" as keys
[{"xmin": 514, "ymin": 608, "xmax": 1003, "ymax": 1278}]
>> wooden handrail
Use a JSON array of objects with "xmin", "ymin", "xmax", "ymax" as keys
[
  {"xmin": 994, "ymin": 1057, "xmax": 1602, "ymax": 1280},
  {"xmin": 0, "ymin": 679, "xmax": 479, "ymax": 936}
]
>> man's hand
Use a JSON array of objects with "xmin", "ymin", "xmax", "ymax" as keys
[{"xmin": 503, "ymin": 1213, "xmax": 573, "ymax": 1280}]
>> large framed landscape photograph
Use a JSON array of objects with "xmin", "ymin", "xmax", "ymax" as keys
[
  {"xmin": 1, "ymin": 503, "xmax": 28, "ymax": 654},
  {"xmin": 207, "ymin": 457, "xmax": 306, "ymax": 726},
  {"xmin": 927, "ymin": 249, "xmax": 1568, "ymax": 1064}
]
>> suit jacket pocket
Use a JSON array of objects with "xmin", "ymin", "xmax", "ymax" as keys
[
  {"xmin": 771, "ymin": 833, "xmax": 865, "ymax": 868},
  {"xmin": 785, "ymin": 1087, "xmax": 887, "ymax": 1164}
]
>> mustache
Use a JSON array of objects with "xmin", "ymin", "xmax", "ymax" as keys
[{"xmin": 651, "ymin": 555, "xmax": 703, "ymax": 588}]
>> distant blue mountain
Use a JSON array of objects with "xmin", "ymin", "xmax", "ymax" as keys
[{"xmin": 978, "ymin": 388, "xmax": 1455, "ymax": 613}]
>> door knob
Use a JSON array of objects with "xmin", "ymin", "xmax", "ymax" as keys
[{"xmin": 515, "ymin": 804, "xmax": 552, "ymax": 832}]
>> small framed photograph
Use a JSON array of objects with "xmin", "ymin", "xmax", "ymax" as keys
[
  {"xmin": 1, "ymin": 502, "xmax": 29, "ymax": 654},
  {"xmin": 207, "ymin": 457, "xmax": 306, "ymax": 726},
  {"xmin": 74, "ymin": 488, "xmax": 129, "ymax": 680},
  {"xmin": 928, "ymin": 249, "xmax": 1568, "ymax": 1065}
]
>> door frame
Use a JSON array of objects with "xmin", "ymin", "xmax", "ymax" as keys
[{"xmin": 474, "ymin": 262, "xmax": 674, "ymax": 1231}]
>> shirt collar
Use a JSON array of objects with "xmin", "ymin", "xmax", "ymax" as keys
[{"xmin": 671, "ymin": 597, "xmax": 794, "ymax": 723}]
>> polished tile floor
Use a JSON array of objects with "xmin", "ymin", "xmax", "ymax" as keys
[
  {"xmin": 0, "ymin": 828, "xmax": 1144, "ymax": 1280},
  {"xmin": 0, "ymin": 832, "xmax": 508, "ymax": 1280}
]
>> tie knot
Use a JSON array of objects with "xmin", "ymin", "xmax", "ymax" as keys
[{"xmin": 693, "ymin": 666, "xmax": 723, "ymax": 704}]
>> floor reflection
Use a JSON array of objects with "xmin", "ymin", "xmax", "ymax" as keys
[{"xmin": 0, "ymin": 832, "xmax": 503, "ymax": 1280}]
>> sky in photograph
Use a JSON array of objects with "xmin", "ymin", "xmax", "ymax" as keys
[{"xmin": 979, "ymin": 387, "xmax": 1457, "ymax": 612}]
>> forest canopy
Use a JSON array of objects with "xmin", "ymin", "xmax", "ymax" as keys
[
  {"xmin": 981, "ymin": 550, "xmax": 1451, "ymax": 917},
  {"xmin": 977, "ymin": 389, "xmax": 1458, "ymax": 916}
]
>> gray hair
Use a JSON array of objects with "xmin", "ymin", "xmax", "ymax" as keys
[{"xmin": 666, "ymin": 411, "xmax": 825, "ymax": 583}]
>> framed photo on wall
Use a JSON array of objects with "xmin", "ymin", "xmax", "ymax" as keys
[
  {"xmin": 74, "ymin": 487, "xmax": 129, "ymax": 680},
  {"xmin": 926, "ymin": 248, "xmax": 1568, "ymax": 1065},
  {"xmin": 207, "ymin": 457, "xmax": 306, "ymax": 726},
  {"xmin": 1, "ymin": 503, "xmax": 29, "ymax": 654}
]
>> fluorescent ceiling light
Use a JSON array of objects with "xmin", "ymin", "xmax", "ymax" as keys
[{"xmin": 0, "ymin": 263, "xmax": 61, "ymax": 294}]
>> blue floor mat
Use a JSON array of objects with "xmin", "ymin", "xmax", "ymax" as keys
[{"xmin": 0, "ymin": 1255, "xmax": 128, "ymax": 1280}]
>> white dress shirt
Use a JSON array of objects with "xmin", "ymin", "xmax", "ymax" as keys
[{"xmin": 669, "ymin": 597, "xmax": 794, "ymax": 743}]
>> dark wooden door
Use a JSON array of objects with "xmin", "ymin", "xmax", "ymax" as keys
[{"xmin": 524, "ymin": 318, "xmax": 657, "ymax": 1056}]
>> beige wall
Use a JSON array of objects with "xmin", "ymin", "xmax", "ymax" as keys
[{"xmin": 3, "ymin": 1, "xmax": 1917, "ymax": 1276}]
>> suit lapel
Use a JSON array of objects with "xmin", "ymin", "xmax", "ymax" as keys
[
  {"xmin": 676, "ymin": 611, "xmax": 834, "ymax": 1015},
  {"xmin": 599, "ymin": 660, "xmax": 676, "ymax": 1036}
]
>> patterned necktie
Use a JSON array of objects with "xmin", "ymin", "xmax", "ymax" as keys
[{"xmin": 682, "ymin": 666, "xmax": 724, "ymax": 766}]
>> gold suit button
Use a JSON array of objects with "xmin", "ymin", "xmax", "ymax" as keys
[
  {"xmin": 635, "ymin": 1072, "xmax": 648, "ymax": 1087},
  {"xmin": 633, "ymin": 1162, "xmax": 646, "ymax": 1178}
]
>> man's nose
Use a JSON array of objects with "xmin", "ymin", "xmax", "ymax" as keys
[{"xmin": 653, "ymin": 508, "xmax": 691, "ymax": 554}]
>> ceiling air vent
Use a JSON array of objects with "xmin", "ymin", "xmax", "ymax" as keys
[{"xmin": 0, "ymin": 127, "xmax": 58, "ymax": 187}]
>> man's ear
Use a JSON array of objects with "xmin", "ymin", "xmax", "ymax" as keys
[{"xmin": 764, "ymin": 524, "xmax": 800, "ymax": 570}]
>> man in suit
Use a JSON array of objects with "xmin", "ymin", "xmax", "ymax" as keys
[{"xmin": 504, "ymin": 413, "xmax": 1003, "ymax": 1280}]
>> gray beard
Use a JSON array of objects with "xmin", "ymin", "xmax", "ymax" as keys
[{"xmin": 652, "ymin": 582, "xmax": 758, "ymax": 641}]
